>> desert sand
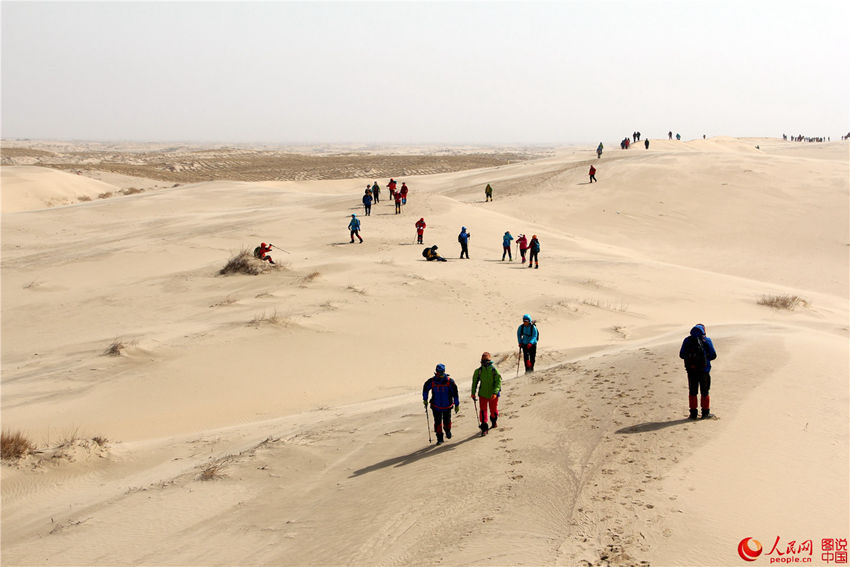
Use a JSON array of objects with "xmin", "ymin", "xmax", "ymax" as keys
[{"xmin": 1, "ymin": 137, "xmax": 848, "ymax": 566}]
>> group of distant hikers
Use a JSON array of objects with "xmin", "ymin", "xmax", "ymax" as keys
[
  {"xmin": 253, "ymin": 171, "xmax": 719, "ymax": 446},
  {"xmin": 422, "ymin": 318, "xmax": 716, "ymax": 445}
]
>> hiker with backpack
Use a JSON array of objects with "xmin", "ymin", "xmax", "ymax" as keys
[
  {"xmin": 348, "ymin": 214, "xmax": 363, "ymax": 243},
  {"xmin": 589, "ymin": 165, "xmax": 597, "ymax": 183},
  {"xmin": 371, "ymin": 181, "xmax": 380, "ymax": 203},
  {"xmin": 458, "ymin": 226, "xmax": 471, "ymax": 259},
  {"xmin": 485, "ymin": 183, "xmax": 493, "ymax": 201},
  {"xmin": 516, "ymin": 234, "xmax": 528, "ymax": 264},
  {"xmin": 422, "ymin": 364, "xmax": 460, "ymax": 445},
  {"xmin": 517, "ymin": 314, "xmax": 539, "ymax": 373},
  {"xmin": 394, "ymin": 190, "xmax": 402, "ymax": 214},
  {"xmin": 528, "ymin": 235, "xmax": 540, "ymax": 269},
  {"xmin": 502, "ymin": 231, "xmax": 514, "ymax": 261},
  {"xmin": 387, "ymin": 178, "xmax": 397, "ymax": 200},
  {"xmin": 471, "ymin": 351, "xmax": 502, "ymax": 436},
  {"xmin": 253, "ymin": 242, "xmax": 275, "ymax": 264},
  {"xmin": 679, "ymin": 323, "xmax": 717, "ymax": 419},
  {"xmin": 362, "ymin": 189, "xmax": 373, "ymax": 216},
  {"xmin": 596, "ymin": 142, "xmax": 603, "ymax": 158},
  {"xmin": 400, "ymin": 182, "xmax": 409, "ymax": 205},
  {"xmin": 422, "ymin": 245, "xmax": 446, "ymax": 262},
  {"xmin": 415, "ymin": 218, "xmax": 427, "ymax": 244}
]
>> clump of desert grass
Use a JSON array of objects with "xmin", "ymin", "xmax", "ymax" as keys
[
  {"xmin": 249, "ymin": 309, "xmax": 286, "ymax": 327},
  {"xmin": 104, "ymin": 338, "xmax": 132, "ymax": 356},
  {"xmin": 757, "ymin": 294, "xmax": 808, "ymax": 310},
  {"xmin": 219, "ymin": 249, "xmax": 278, "ymax": 276},
  {"xmin": 1, "ymin": 430, "xmax": 36, "ymax": 461},
  {"xmin": 301, "ymin": 271, "xmax": 320, "ymax": 285},
  {"xmin": 198, "ymin": 456, "xmax": 233, "ymax": 481}
]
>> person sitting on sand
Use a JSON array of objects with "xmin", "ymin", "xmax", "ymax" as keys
[
  {"xmin": 422, "ymin": 245, "xmax": 447, "ymax": 262},
  {"xmin": 253, "ymin": 242, "xmax": 275, "ymax": 264}
]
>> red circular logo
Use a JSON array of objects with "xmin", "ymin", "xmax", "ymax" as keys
[{"xmin": 738, "ymin": 538, "xmax": 763, "ymax": 562}]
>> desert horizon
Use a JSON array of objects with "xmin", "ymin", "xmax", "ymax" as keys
[{"xmin": 2, "ymin": 135, "xmax": 848, "ymax": 565}]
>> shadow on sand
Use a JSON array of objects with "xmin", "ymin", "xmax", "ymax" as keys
[
  {"xmin": 349, "ymin": 433, "xmax": 480, "ymax": 477},
  {"xmin": 615, "ymin": 418, "xmax": 692, "ymax": 434}
]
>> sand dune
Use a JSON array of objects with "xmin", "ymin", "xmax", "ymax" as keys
[
  {"xmin": 2, "ymin": 138, "xmax": 847, "ymax": 566},
  {"xmin": 0, "ymin": 166, "xmax": 121, "ymax": 212}
]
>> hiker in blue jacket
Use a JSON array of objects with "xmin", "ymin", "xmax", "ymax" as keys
[
  {"xmin": 348, "ymin": 214, "xmax": 363, "ymax": 243},
  {"xmin": 422, "ymin": 364, "xmax": 460, "ymax": 445},
  {"xmin": 679, "ymin": 324, "xmax": 717, "ymax": 419},
  {"xmin": 458, "ymin": 227, "xmax": 471, "ymax": 259},
  {"xmin": 517, "ymin": 314, "xmax": 539, "ymax": 373},
  {"xmin": 502, "ymin": 231, "xmax": 514, "ymax": 261}
]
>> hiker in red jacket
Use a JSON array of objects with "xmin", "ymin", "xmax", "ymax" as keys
[
  {"xmin": 516, "ymin": 234, "xmax": 528, "ymax": 263},
  {"xmin": 589, "ymin": 165, "xmax": 597, "ymax": 183},
  {"xmin": 400, "ymin": 182, "xmax": 409, "ymax": 205},
  {"xmin": 387, "ymin": 178, "xmax": 397, "ymax": 200},
  {"xmin": 415, "ymin": 218, "xmax": 426, "ymax": 244},
  {"xmin": 253, "ymin": 242, "xmax": 275, "ymax": 264},
  {"xmin": 394, "ymin": 190, "xmax": 402, "ymax": 214}
]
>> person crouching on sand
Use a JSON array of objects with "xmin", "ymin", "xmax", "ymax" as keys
[
  {"xmin": 253, "ymin": 242, "xmax": 275, "ymax": 264},
  {"xmin": 422, "ymin": 245, "xmax": 447, "ymax": 262}
]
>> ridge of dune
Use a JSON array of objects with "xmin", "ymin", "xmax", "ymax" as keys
[
  {"xmin": 0, "ymin": 166, "xmax": 123, "ymax": 212},
  {"xmin": 2, "ymin": 139, "xmax": 847, "ymax": 565}
]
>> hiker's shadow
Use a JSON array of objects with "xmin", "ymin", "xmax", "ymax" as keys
[
  {"xmin": 615, "ymin": 418, "xmax": 692, "ymax": 434},
  {"xmin": 349, "ymin": 433, "xmax": 480, "ymax": 478}
]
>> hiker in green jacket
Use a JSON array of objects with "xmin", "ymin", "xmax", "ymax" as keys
[{"xmin": 471, "ymin": 351, "xmax": 502, "ymax": 436}]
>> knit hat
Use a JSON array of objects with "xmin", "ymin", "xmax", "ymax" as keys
[{"xmin": 435, "ymin": 363, "xmax": 446, "ymax": 374}]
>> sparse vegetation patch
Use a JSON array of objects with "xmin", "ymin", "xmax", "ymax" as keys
[
  {"xmin": 1, "ymin": 430, "xmax": 36, "ymax": 461},
  {"xmin": 758, "ymin": 294, "xmax": 808, "ymax": 310},
  {"xmin": 220, "ymin": 249, "xmax": 277, "ymax": 276}
]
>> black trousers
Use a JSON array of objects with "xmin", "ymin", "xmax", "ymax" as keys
[
  {"xmin": 431, "ymin": 408, "xmax": 452, "ymax": 434},
  {"xmin": 521, "ymin": 343, "xmax": 537, "ymax": 370},
  {"xmin": 460, "ymin": 243, "xmax": 469, "ymax": 258},
  {"xmin": 528, "ymin": 250, "xmax": 539, "ymax": 266},
  {"xmin": 687, "ymin": 371, "xmax": 711, "ymax": 397}
]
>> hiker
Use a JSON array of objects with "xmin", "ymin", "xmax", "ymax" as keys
[
  {"xmin": 644, "ymin": 138, "xmax": 650, "ymax": 150},
  {"xmin": 400, "ymin": 182, "xmax": 409, "ymax": 205},
  {"xmin": 422, "ymin": 363, "xmax": 460, "ymax": 445},
  {"xmin": 458, "ymin": 226, "xmax": 471, "ymax": 259},
  {"xmin": 371, "ymin": 181, "xmax": 380, "ymax": 203},
  {"xmin": 394, "ymin": 190, "xmax": 402, "ymax": 214},
  {"xmin": 517, "ymin": 314, "xmax": 539, "ymax": 373},
  {"xmin": 516, "ymin": 233, "xmax": 528, "ymax": 263},
  {"xmin": 668, "ymin": 131, "xmax": 673, "ymax": 140},
  {"xmin": 471, "ymin": 351, "xmax": 502, "ymax": 436},
  {"xmin": 348, "ymin": 214, "xmax": 363, "ymax": 243},
  {"xmin": 253, "ymin": 242, "xmax": 275, "ymax": 264},
  {"xmin": 422, "ymin": 245, "xmax": 447, "ymax": 262},
  {"xmin": 596, "ymin": 142, "xmax": 603, "ymax": 158},
  {"xmin": 485, "ymin": 183, "xmax": 493, "ymax": 201},
  {"xmin": 528, "ymin": 234, "xmax": 540, "ymax": 269},
  {"xmin": 636, "ymin": 131, "xmax": 641, "ymax": 141},
  {"xmin": 679, "ymin": 323, "xmax": 717, "ymax": 419},
  {"xmin": 415, "ymin": 218, "xmax": 427, "ymax": 244},
  {"xmin": 676, "ymin": 133, "xmax": 681, "ymax": 140},
  {"xmin": 362, "ymin": 189, "xmax": 373, "ymax": 216},
  {"xmin": 589, "ymin": 165, "xmax": 597, "ymax": 183},
  {"xmin": 502, "ymin": 231, "xmax": 514, "ymax": 261},
  {"xmin": 387, "ymin": 178, "xmax": 397, "ymax": 200}
]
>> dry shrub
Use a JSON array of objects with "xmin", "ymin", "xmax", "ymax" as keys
[
  {"xmin": 104, "ymin": 339, "xmax": 126, "ymax": 356},
  {"xmin": 91, "ymin": 436, "xmax": 108, "ymax": 447},
  {"xmin": 249, "ymin": 309, "xmax": 284, "ymax": 326},
  {"xmin": 122, "ymin": 187, "xmax": 144, "ymax": 195},
  {"xmin": 78, "ymin": 195, "xmax": 92, "ymax": 202},
  {"xmin": 198, "ymin": 457, "xmax": 232, "ymax": 481},
  {"xmin": 2, "ymin": 430, "xmax": 36, "ymax": 460},
  {"xmin": 98, "ymin": 191, "xmax": 113, "ymax": 199},
  {"xmin": 220, "ymin": 249, "xmax": 274, "ymax": 276},
  {"xmin": 758, "ymin": 294, "xmax": 808, "ymax": 310},
  {"xmin": 301, "ymin": 271, "xmax": 320, "ymax": 284}
]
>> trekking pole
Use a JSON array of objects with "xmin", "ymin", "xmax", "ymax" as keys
[
  {"xmin": 473, "ymin": 397, "xmax": 479, "ymax": 426},
  {"xmin": 425, "ymin": 405, "xmax": 432, "ymax": 444},
  {"xmin": 516, "ymin": 347, "xmax": 522, "ymax": 377},
  {"xmin": 270, "ymin": 244, "xmax": 290, "ymax": 254}
]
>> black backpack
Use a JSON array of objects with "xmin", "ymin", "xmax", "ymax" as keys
[
  {"xmin": 683, "ymin": 336, "xmax": 707, "ymax": 371},
  {"xmin": 422, "ymin": 248, "xmax": 430, "ymax": 259},
  {"xmin": 253, "ymin": 246, "xmax": 263, "ymax": 259}
]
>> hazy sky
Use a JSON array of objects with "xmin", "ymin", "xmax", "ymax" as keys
[{"xmin": 2, "ymin": 1, "xmax": 848, "ymax": 145}]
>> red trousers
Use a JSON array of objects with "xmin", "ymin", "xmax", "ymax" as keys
[{"xmin": 478, "ymin": 395, "xmax": 499, "ymax": 423}]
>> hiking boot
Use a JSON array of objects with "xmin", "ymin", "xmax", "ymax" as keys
[
  {"xmin": 688, "ymin": 409, "xmax": 699, "ymax": 420},
  {"xmin": 490, "ymin": 416, "xmax": 498, "ymax": 429},
  {"xmin": 480, "ymin": 422, "xmax": 489, "ymax": 436},
  {"xmin": 528, "ymin": 264, "xmax": 533, "ymax": 268},
  {"xmin": 535, "ymin": 264, "xmax": 539, "ymax": 269},
  {"xmin": 701, "ymin": 409, "xmax": 711, "ymax": 419},
  {"xmin": 436, "ymin": 432, "xmax": 444, "ymax": 444},
  {"xmin": 445, "ymin": 429, "xmax": 452, "ymax": 439}
]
